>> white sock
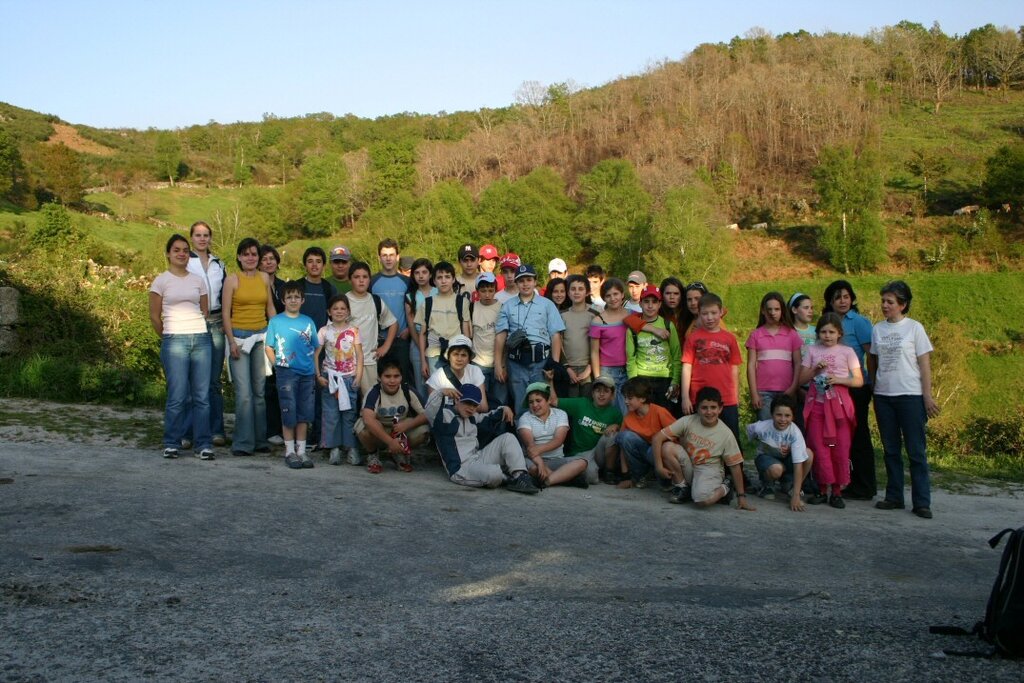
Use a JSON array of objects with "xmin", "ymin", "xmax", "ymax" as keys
[
  {"xmin": 297, "ymin": 441, "xmax": 306, "ymax": 456},
  {"xmin": 285, "ymin": 441, "xmax": 296, "ymax": 456}
]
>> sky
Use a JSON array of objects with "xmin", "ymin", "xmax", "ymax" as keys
[{"xmin": 1, "ymin": 0, "xmax": 1020, "ymax": 130}]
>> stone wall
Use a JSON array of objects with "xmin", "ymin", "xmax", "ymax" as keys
[{"xmin": 0, "ymin": 287, "xmax": 20, "ymax": 355}]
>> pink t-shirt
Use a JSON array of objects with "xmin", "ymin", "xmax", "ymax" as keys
[
  {"xmin": 318, "ymin": 323, "xmax": 361, "ymax": 376},
  {"xmin": 589, "ymin": 320, "xmax": 627, "ymax": 367},
  {"xmin": 745, "ymin": 326, "xmax": 803, "ymax": 392},
  {"xmin": 802, "ymin": 343, "xmax": 860, "ymax": 403}
]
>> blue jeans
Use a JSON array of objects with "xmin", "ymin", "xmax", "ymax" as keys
[
  {"xmin": 161, "ymin": 333, "xmax": 212, "ymax": 451},
  {"xmin": 183, "ymin": 316, "xmax": 226, "ymax": 441},
  {"xmin": 875, "ymin": 394, "xmax": 931, "ymax": 509},
  {"xmin": 756, "ymin": 390, "xmax": 780, "ymax": 422},
  {"xmin": 603, "ymin": 365, "xmax": 628, "ymax": 415},
  {"xmin": 228, "ymin": 328, "xmax": 268, "ymax": 453},
  {"xmin": 277, "ymin": 367, "xmax": 315, "ymax": 429},
  {"xmin": 410, "ymin": 340, "xmax": 426, "ymax": 400},
  {"xmin": 478, "ymin": 364, "xmax": 509, "ymax": 409},
  {"xmin": 508, "ymin": 358, "xmax": 546, "ymax": 417},
  {"xmin": 616, "ymin": 429, "xmax": 654, "ymax": 480},
  {"xmin": 320, "ymin": 374, "xmax": 357, "ymax": 448}
]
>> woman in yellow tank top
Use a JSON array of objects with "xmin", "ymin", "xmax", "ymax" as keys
[{"xmin": 222, "ymin": 238, "xmax": 277, "ymax": 456}]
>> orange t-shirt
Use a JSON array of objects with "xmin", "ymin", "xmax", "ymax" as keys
[{"xmin": 622, "ymin": 403, "xmax": 676, "ymax": 442}]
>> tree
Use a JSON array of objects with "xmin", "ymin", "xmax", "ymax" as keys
[
  {"xmin": 574, "ymin": 159, "xmax": 653, "ymax": 274},
  {"xmin": 239, "ymin": 187, "xmax": 287, "ymax": 245},
  {"xmin": 363, "ymin": 140, "xmax": 417, "ymax": 207},
  {"xmin": 646, "ymin": 186, "xmax": 732, "ymax": 284},
  {"xmin": 906, "ymin": 149, "xmax": 950, "ymax": 203},
  {"xmin": 812, "ymin": 145, "xmax": 886, "ymax": 273},
  {"xmin": 30, "ymin": 202, "xmax": 82, "ymax": 250},
  {"xmin": 40, "ymin": 142, "xmax": 85, "ymax": 205},
  {"xmin": 0, "ymin": 128, "xmax": 24, "ymax": 200},
  {"xmin": 154, "ymin": 132, "xmax": 182, "ymax": 185},
  {"xmin": 918, "ymin": 23, "xmax": 958, "ymax": 113},
  {"xmin": 983, "ymin": 143, "xmax": 1024, "ymax": 208},
  {"xmin": 980, "ymin": 28, "xmax": 1024, "ymax": 92},
  {"xmin": 296, "ymin": 152, "xmax": 352, "ymax": 237}
]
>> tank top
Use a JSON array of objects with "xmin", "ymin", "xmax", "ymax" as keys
[{"xmin": 232, "ymin": 273, "xmax": 268, "ymax": 331}]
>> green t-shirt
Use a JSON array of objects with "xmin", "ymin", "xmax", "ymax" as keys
[
  {"xmin": 559, "ymin": 397, "xmax": 623, "ymax": 456},
  {"xmin": 326, "ymin": 276, "xmax": 352, "ymax": 294}
]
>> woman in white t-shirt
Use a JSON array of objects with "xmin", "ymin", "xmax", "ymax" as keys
[
  {"xmin": 870, "ymin": 280, "xmax": 939, "ymax": 519},
  {"xmin": 148, "ymin": 234, "xmax": 214, "ymax": 461}
]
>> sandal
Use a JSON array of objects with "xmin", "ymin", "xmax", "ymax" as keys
[{"xmin": 397, "ymin": 454, "xmax": 413, "ymax": 473}]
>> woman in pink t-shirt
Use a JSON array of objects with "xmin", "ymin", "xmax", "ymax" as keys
[
  {"xmin": 798, "ymin": 312, "xmax": 863, "ymax": 509},
  {"xmin": 745, "ymin": 292, "xmax": 803, "ymax": 422}
]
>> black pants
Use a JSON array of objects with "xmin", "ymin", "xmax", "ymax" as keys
[
  {"xmin": 845, "ymin": 384, "xmax": 876, "ymax": 497},
  {"xmin": 265, "ymin": 370, "xmax": 282, "ymax": 439},
  {"xmin": 381, "ymin": 336, "xmax": 414, "ymax": 387}
]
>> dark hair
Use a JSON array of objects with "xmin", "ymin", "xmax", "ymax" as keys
[
  {"xmin": 434, "ymin": 260, "xmax": 457, "ymax": 278},
  {"xmin": 622, "ymin": 376, "xmax": 652, "ymax": 402},
  {"xmin": 815, "ymin": 312, "xmax": 845, "ymax": 337},
  {"xmin": 378, "ymin": 237, "xmax": 400, "ymax": 254},
  {"xmin": 544, "ymin": 277, "xmax": 570, "ymax": 311},
  {"xmin": 699, "ymin": 292, "xmax": 724, "ymax": 310},
  {"xmin": 327, "ymin": 293, "xmax": 350, "ymax": 311},
  {"xmin": 378, "ymin": 358, "xmax": 402, "ymax": 376},
  {"xmin": 769, "ymin": 393, "xmax": 798, "ymax": 414},
  {"xmin": 348, "ymin": 260, "xmax": 372, "ymax": 278},
  {"xmin": 406, "ymin": 258, "xmax": 434, "ymax": 315},
  {"xmin": 601, "ymin": 277, "xmax": 625, "ymax": 299},
  {"xmin": 165, "ymin": 233, "xmax": 190, "ymax": 254},
  {"xmin": 824, "ymin": 280, "xmax": 859, "ymax": 313},
  {"xmin": 659, "ymin": 277, "xmax": 685, "ymax": 329},
  {"xmin": 189, "ymin": 221, "xmax": 211, "ymax": 237},
  {"xmin": 564, "ymin": 274, "xmax": 592, "ymax": 305},
  {"xmin": 235, "ymin": 237, "xmax": 261, "ymax": 269},
  {"xmin": 681, "ymin": 282, "xmax": 708, "ymax": 332},
  {"xmin": 694, "ymin": 386, "xmax": 723, "ymax": 406},
  {"xmin": 585, "ymin": 264, "xmax": 605, "ymax": 278},
  {"xmin": 789, "ymin": 292, "xmax": 811, "ymax": 313},
  {"xmin": 880, "ymin": 280, "xmax": 913, "ymax": 315},
  {"xmin": 302, "ymin": 246, "xmax": 326, "ymax": 265},
  {"xmin": 259, "ymin": 244, "xmax": 281, "ymax": 265},
  {"xmin": 757, "ymin": 291, "xmax": 793, "ymax": 329},
  {"xmin": 280, "ymin": 280, "xmax": 305, "ymax": 299}
]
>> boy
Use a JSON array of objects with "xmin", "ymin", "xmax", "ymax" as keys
[
  {"xmin": 517, "ymin": 382, "xmax": 588, "ymax": 488},
  {"xmin": 455, "ymin": 243, "xmax": 480, "ymax": 295},
  {"xmin": 265, "ymin": 281, "xmax": 321, "ymax": 470},
  {"xmin": 465, "ymin": 272, "xmax": 507, "ymax": 407},
  {"xmin": 626, "ymin": 285, "xmax": 681, "ymax": 410},
  {"xmin": 653, "ymin": 387, "xmax": 755, "ymax": 510},
  {"xmin": 613, "ymin": 377, "xmax": 676, "ymax": 489},
  {"xmin": 355, "ymin": 359, "xmax": 429, "ymax": 473},
  {"xmin": 746, "ymin": 394, "xmax": 813, "ymax": 512},
  {"xmin": 425, "ymin": 384, "xmax": 539, "ymax": 494},
  {"xmin": 682, "ymin": 292, "xmax": 743, "ymax": 443},
  {"xmin": 347, "ymin": 260, "xmax": 398, "ymax": 395},
  {"xmin": 553, "ymin": 374, "xmax": 623, "ymax": 485},
  {"xmin": 370, "ymin": 238, "xmax": 413, "ymax": 383},
  {"xmin": 477, "ymin": 244, "xmax": 505, "ymax": 294},
  {"xmin": 300, "ymin": 246, "xmax": 336, "ymax": 448},
  {"xmin": 625, "ymin": 271, "xmax": 646, "ymax": 313},
  {"xmin": 495, "ymin": 253, "xmax": 521, "ymax": 304},
  {"xmin": 586, "ymin": 264, "xmax": 606, "ymax": 311}
]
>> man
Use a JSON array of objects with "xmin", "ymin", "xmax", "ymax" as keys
[
  {"xmin": 398, "ymin": 255, "xmax": 414, "ymax": 278},
  {"xmin": 370, "ymin": 238, "xmax": 414, "ymax": 384},
  {"xmin": 586, "ymin": 264, "xmax": 606, "ymax": 311},
  {"xmin": 455, "ymin": 243, "xmax": 480, "ymax": 295},
  {"xmin": 326, "ymin": 245, "xmax": 353, "ymax": 294},
  {"xmin": 494, "ymin": 264, "xmax": 565, "ymax": 416},
  {"xmin": 548, "ymin": 258, "xmax": 568, "ymax": 281},
  {"xmin": 625, "ymin": 271, "xmax": 647, "ymax": 313}
]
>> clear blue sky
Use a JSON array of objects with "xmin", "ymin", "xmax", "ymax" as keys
[{"xmin": 1, "ymin": 0, "xmax": 1019, "ymax": 130}]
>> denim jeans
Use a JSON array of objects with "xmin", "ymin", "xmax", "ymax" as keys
[
  {"xmin": 756, "ymin": 390, "xmax": 780, "ymax": 422},
  {"xmin": 478, "ymin": 365, "xmax": 509, "ymax": 409},
  {"xmin": 508, "ymin": 357, "xmax": 546, "ymax": 417},
  {"xmin": 615, "ymin": 429, "xmax": 654, "ymax": 480},
  {"xmin": 277, "ymin": 367, "xmax": 315, "ymax": 429},
  {"xmin": 161, "ymin": 333, "xmax": 212, "ymax": 451},
  {"xmin": 183, "ymin": 315, "xmax": 225, "ymax": 441},
  {"xmin": 603, "ymin": 365, "xmax": 628, "ymax": 415},
  {"xmin": 410, "ymin": 340, "xmax": 427, "ymax": 400},
  {"xmin": 875, "ymin": 394, "xmax": 930, "ymax": 509},
  {"xmin": 320, "ymin": 374, "xmax": 357, "ymax": 449},
  {"xmin": 228, "ymin": 328, "xmax": 268, "ymax": 453}
]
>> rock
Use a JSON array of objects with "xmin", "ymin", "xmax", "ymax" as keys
[{"xmin": 0, "ymin": 287, "xmax": 19, "ymax": 326}]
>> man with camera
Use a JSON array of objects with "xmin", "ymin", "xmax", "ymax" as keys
[{"xmin": 494, "ymin": 264, "xmax": 565, "ymax": 417}]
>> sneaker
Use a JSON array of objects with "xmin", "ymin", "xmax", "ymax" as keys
[
  {"xmin": 758, "ymin": 482, "xmax": 777, "ymax": 500},
  {"xmin": 284, "ymin": 453, "xmax": 304, "ymax": 470},
  {"xmin": 659, "ymin": 478, "xmax": 674, "ymax": 493},
  {"xmin": 267, "ymin": 435, "xmax": 285, "ymax": 446},
  {"xmin": 180, "ymin": 438, "xmax": 192, "ymax": 450},
  {"xmin": 506, "ymin": 472, "xmax": 540, "ymax": 494},
  {"xmin": 633, "ymin": 471, "xmax": 654, "ymax": 489},
  {"xmin": 255, "ymin": 446, "xmax": 271, "ymax": 454},
  {"xmin": 162, "ymin": 448, "xmax": 179, "ymax": 459},
  {"xmin": 912, "ymin": 507, "xmax": 933, "ymax": 519},
  {"xmin": 231, "ymin": 450, "xmax": 253, "ymax": 457},
  {"xmin": 300, "ymin": 453, "xmax": 314, "ymax": 469},
  {"xmin": 875, "ymin": 499, "xmax": 906, "ymax": 510},
  {"xmin": 347, "ymin": 448, "xmax": 364, "ymax": 466},
  {"xmin": 716, "ymin": 480, "xmax": 734, "ymax": 505},
  {"xmin": 396, "ymin": 453, "xmax": 413, "ymax": 473},
  {"xmin": 196, "ymin": 449, "xmax": 215, "ymax": 461},
  {"xmin": 669, "ymin": 485, "xmax": 692, "ymax": 504},
  {"xmin": 329, "ymin": 448, "xmax": 342, "ymax": 466},
  {"xmin": 829, "ymin": 495, "xmax": 846, "ymax": 509},
  {"xmin": 808, "ymin": 493, "xmax": 828, "ymax": 505},
  {"xmin": 212, "ymin": 435, "xmax": 227, "ymax": 447},
  {"xmin": 367, "ymin": 453, "xmax": 383, "ymax": 474}
]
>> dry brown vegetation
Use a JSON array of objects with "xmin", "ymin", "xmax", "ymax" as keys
[{"xmin": 44, "ymin": 123, "xmax": 116, "ymax": 157}]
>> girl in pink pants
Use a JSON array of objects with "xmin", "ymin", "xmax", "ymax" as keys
[{"xmin": 799, "ymin": 313, "xmax": 864, "ymax": 509}]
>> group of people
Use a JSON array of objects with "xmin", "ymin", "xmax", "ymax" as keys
[{"xmin": 148, "ymin": 225, "xmax": 939, "ymax": 518}]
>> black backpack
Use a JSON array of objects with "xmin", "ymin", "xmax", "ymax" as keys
[{"xmin": 930, "ymin": 526, "xmax": 1024, "ymax": 658}]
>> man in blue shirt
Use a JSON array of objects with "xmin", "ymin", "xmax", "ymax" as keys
[
  {"xmin": 495, "ymin": 264, "xmax": 565, "ymax": 416},
  {"xmin": 370, "ymin": 238, "xmax": 413, "ymax": 384}
]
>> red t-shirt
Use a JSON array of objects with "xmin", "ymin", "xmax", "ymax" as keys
[
  {"xmin": 682, "ymin": 327, "xmax": 742, "ymax": 406},
  {"xmin": 622, "ymin": 403, "xmax": 676, "ymax": 442}
]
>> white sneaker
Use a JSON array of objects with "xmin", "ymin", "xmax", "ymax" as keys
[
  {"xmin": 268, "ymin": 435, "xmax": 285, "ymax": 446},
  {"xmin": 347, "ymin": 448, "xmax": 363, "ymax": 466},
  {"xmin": 329, "ymin": 447, "xmax": 342, "ymax": 466},
  {"xmin": 196, "ymin": 449, "xmax": 215, "ymax": 461},
  {"xmin": 163, "ymin": 448, "xmax": 179, "ymax": 459}
]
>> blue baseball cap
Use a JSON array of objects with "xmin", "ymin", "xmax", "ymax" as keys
[
  {"xmin": 459, "ymin": 384, "xmax": 483, "ymax": 405},
  {"xmin": 514, "ymin": 264, "xmax": 537, "ymax": 281}
]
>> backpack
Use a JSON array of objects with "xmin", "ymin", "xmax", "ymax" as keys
[
  {"xmin": 423, "ymin": 292, "xmax": 471, "ymax": 336},
  {"xmin": 930, "ymin": 526, "xmax": 1024, "ymax": 658}
]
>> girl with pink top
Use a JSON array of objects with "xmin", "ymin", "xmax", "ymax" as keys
[
  {"xmin": 589, "ymin": 277, "xmax": 630, "ymax": 414},
  {"xmin": 745, "ymin": 292, "xmax": 803, "ymax": 422},
  {"xmin": 798, "ymin": 312, "xmax": 864, "ymax": 509}
]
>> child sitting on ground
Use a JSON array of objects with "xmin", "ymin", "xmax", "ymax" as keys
[
  {"xmin": 614, "ymin": 377, "xmax": 676, "ymax": 489},
  {"xmin": 652, "ymin": 386, "xmax": 755, "ymax": 510},
  {"xmin": 552, "ymin": 374, "xmax": 622, "ymax": 485},
  {"xmin": 355, "ymin": 359, "xmax": 429, "ymax": 473},
  {"xmin": 746, "ymin": 394, "xmax": 813, "ymax": 512},
  {"xmin": 517, "ymin": 382, "xmax": 589, "ymax": 488}
]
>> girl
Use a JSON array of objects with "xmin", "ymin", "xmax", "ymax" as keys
[
  {"xmin": 260, "ymin": 244, "xmax": 286, "ymax": 314},
  {"xmin": 789, "ymin": 292, "xmax": 817, "ymax": 432},
  {"xmin": 558, "ymin": 274, "xmax": 594, "ymax": 398},
  {"xmin": 317, "ymin": 294, "xmax": 363, "ymax": 467},
  {"xmin": 745, "ymin": 292, "xmax": 802, "ymax": 421},
  {"xmin": 589, "ymin": 278, "xmax": 630, "ymax": 415},
  {"xmin": 259, "ymin": 244, "xmax": 287, "ymax": 447},
  {"xmin": 871, "ymin": 281, "xmax": 939, "ymax": 519},
  {"xmin": 415, "ymin": 261, "xmax": 462, "ymax": 379},
  {"xmin": 659, "ymin": 277, "xmax": 686, "ymax": 332},
  {"xmin": 517, "ymin": 382, "xmax": 587, "ymax": 488},
  {"xmin": 185, "ymin": 221, "xmax": 227, "ymax": 447},
  {"xmin": 680, "ymin": 281, "xmax": 709, "ymax": 339},
  {"xmin": 823, "ymin": 280, "xmax": 876, "ymax": 501},
  {"xmin": 544, "ymin": 277, "xmax": 570, "ymax": 312},
  {"xmin": 148, "ymin": 234, "xmax": 214, "ymax": 461},
  {"xmin": 222, "ymin": 238, "xmax": 277, "ymax": 456},
  {"xmin": 799, "ymin": 313, "xmax": 863, "ymax": 508},
  {"xmin": 405, "ymin": 258, "xmax": 435, "ymax": 399}
]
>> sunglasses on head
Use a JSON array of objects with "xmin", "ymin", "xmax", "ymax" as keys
[{"xmin": 688, "ymin": 281, "xmax": 708, "ymax": 293}]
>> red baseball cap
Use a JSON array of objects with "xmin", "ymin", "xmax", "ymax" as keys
[
  {"xmin": 479, "ymin": 244, "xmax": 499, "ymax": 260},
  {"xmin": 640, "ymin": 285, "xmax": 661, "ymax": 301},
  {"xmin": 499, "ymin": 253, "xmax": 521, "ymax": 269}
]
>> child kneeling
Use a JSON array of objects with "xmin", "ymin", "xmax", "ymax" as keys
[
  {"xmin": 746, "ymin": 394, "xmax": 813, "ymax": 512},
  {"xmin": 652, "ymin": 387, "xmax": 755, "ymax": 510},
  {"xmin": 355, "ymin": 359, "xmax": 429, "ymax": 474}
]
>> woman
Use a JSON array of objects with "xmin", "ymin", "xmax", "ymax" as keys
[
  {"xmin": 260, "ymin": 244, "xmax": 286, "ymax": 314},
  {"xmin": 222, "ymin": 238, "xmax": 277, "ymax": 456},
  {"xmin": 186, "ymin": 221, "xmax": 227, "ymax": 446},
  {"xmin": 148, "ymin": 234, "xmax": 214, "ymax": 460},
  {"xmin": 259, "ymin": 245, "xmax": 286, "ymax": 446},
  {"xmin": 823, "ymin": 279, "xmax": 875, "ymax": 500},
  {"xmin": 871, "ymin": 281, "xmax": 939, "ymax": 519}
]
